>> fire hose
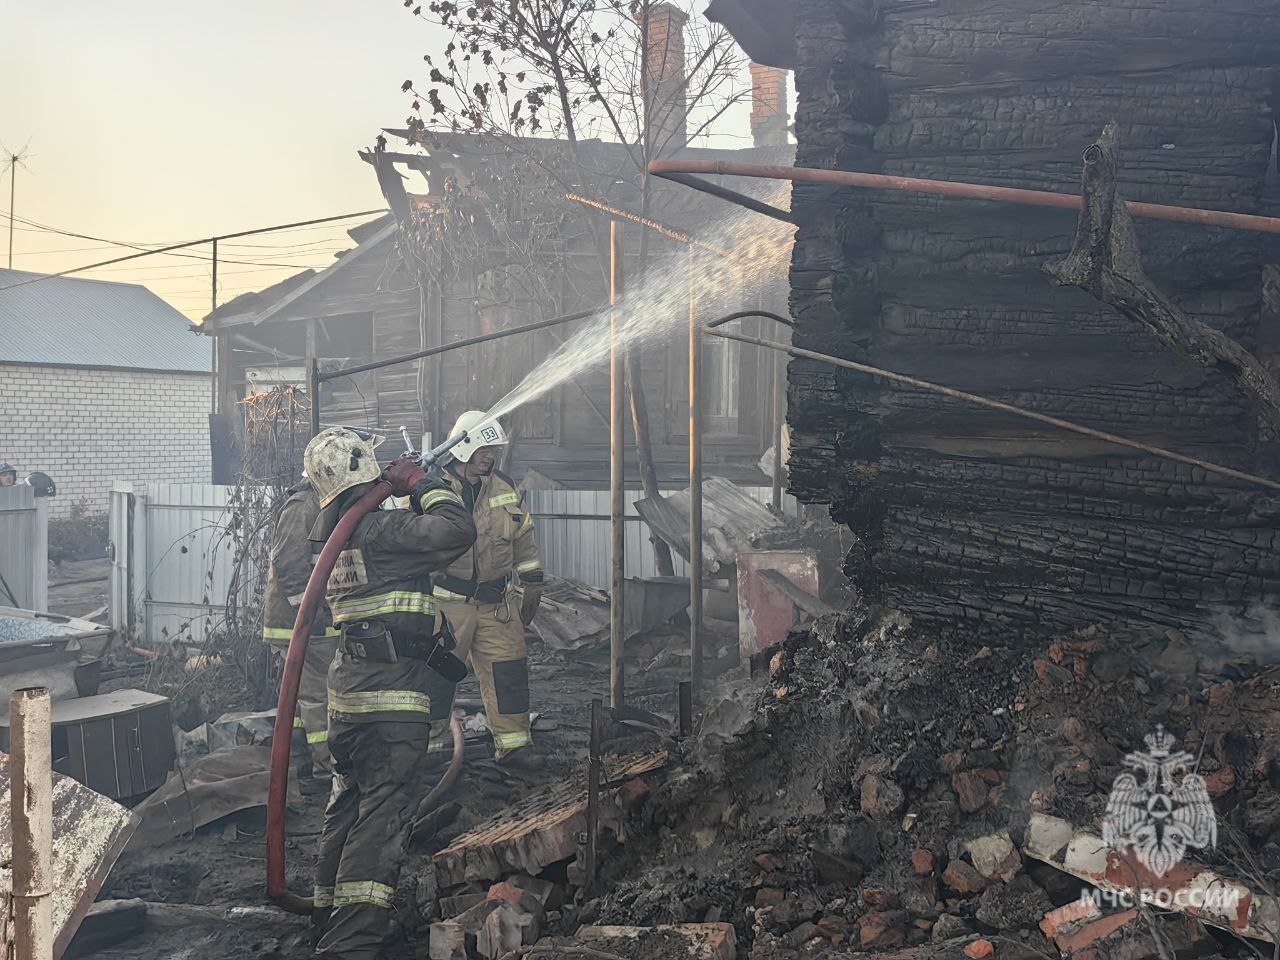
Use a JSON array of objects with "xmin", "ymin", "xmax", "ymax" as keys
[{"xmin": 267, "ymin": 430, "xmax": 471, "ymax": 915}]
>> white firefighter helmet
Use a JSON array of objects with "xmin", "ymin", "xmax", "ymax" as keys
[
  {"xmin": 303, "ymin": 427, "xmax": 383, "ymax": 507},
  {"xmin": 448, "ymin": 410, "xmax": 508, "ymax": 463}
]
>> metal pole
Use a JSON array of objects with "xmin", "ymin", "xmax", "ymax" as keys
[
  {"xmin": 308, "ymin": 358, "xmax": 321, "ymax": 438},
  {"xmin": 677, "ymin": 681, "xmax": 693, "ymax": 740},
  {"xmin": 210, "ymin": 237, "xmax": 219, "ymax": 416},
  {"xmin": 648, "ymin": 160, "xmax": 1280, "ymax": 235},
  {"xmin": 8, "ymin": 157, "xmax": 15, "ymax": 269},
  {"xmin": 609, "ymin": 221, "xmax": 626, "ymax": 708},
  {"xmin": 688, "ymin": 246, "xmax": 704, "ymax": 690},
  {"xmin": 771, "ymin": 350, "xmax": 784, "ymax": 511},
  {"xmin": 584, "ymin": 697, "xmax": 603, "ymax": 896},
  {"xmin": 12, "ymin": 687, "xmax": 53, "ymax": 960}
]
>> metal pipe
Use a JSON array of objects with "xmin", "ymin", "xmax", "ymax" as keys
[
  {"xmin": 319, "ymin": 308, "xmax": 599, "ymax": 382},
  {"xmin": 677, "ymin": 681, "xmax": 693, "ymax": 740},
  {"xmin": 609, "ymin": 221, "xmax": 626, "ymax": 708},
  {"xmin": 706, "ymin": 327, "xmax": 1280, "ymax": 494},
  {"xmin": 11, "ymin": 687, "xmax": 53, "ymax": 960},
  {"xmin": 688, "ymin": 246, "xmax": 704, "ymax": 691},
  {"xmin": 705, "ymin": 309, "xmax": 793, "ymax": 329},
  {"xmin": 654, "ymin": 170, "xmax": 797, "ymax": 225},
  {"xmin": 649, "ymin": 160, "xmax": 1280, "ymax": 235},
  {"xmin": 584, "ymin": 697, "xmax": 603, "ymax": 896},
  {"xmin": 308, "ymin": 358, "xmax": 321, "ymax": 439},
  {"xmin": 772, "ymin": 350, "xmax": 784, "ymax": 511},
  {"xmin": 565, "ymin": 193, "xmax": 733, "ymax": 258}
]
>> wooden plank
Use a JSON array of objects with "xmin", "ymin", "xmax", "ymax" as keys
[{"xmin": 432, "ymin": 751, "xmax": 666, "ymax": 888}]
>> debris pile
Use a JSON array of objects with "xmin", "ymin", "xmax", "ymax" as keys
[{"xmin": 587, "ymin": 610, "xmax": 1280, "ymax": 958}]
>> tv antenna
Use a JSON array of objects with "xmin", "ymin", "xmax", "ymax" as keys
[{"xmin": 3, "ymin": 140, "xmax": 33, "ymax": 270}]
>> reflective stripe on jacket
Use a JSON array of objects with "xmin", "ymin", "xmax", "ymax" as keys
[
  {"xmin": 439, "ymin": 468, "xmax": 543, "ymax": 593},
  {"xmin": 324, "ymin": 485, "xmax": 475, "ymax": 724}
]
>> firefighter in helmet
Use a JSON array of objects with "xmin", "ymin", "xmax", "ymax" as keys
[
  {"xmin": 304, "ymin": 427, "xmax": 476, "ymax": 959},
  {"xmin": 432, "ymin": 411, "xmax": 543, "ymax": 767},
  {"xmin": 261, "ymin": 473, "xmax": 340, "ymax": 781},
  {"xmin": 0, "ymin": 464, "xmax": 16, "ymax": 487}
]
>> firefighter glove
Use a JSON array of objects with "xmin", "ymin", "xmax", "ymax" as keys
[
  {"xmin": 384, "ymin": 455, "xmax": 427, "ymax": 497},
  {"xmin": 519, "ymin": 585, "xmax": 543, "ymax": 626}
]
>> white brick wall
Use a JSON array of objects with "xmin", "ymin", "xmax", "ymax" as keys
[{"xmin": 0, "ymin": 363, "xmax": 210, "ymax": 518}]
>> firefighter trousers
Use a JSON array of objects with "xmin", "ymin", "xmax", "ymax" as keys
[
  {"xmin": 269, "ymin": 633, "xmax": 338, "ymax": 777},
  {"xmin": 313, "ymin": 719, "xmax": 432, "ymax": 959},
  {"xmin": 437, "ymin": 596, "xmax": 531, "ymax": 758}
]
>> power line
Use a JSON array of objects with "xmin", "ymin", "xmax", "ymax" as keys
[
  {"xmin": 0, "ymin": 208, "xmax": 389, "ymax": 291},
  {"xmin": 0, "ymin": 209, "xmax": 374, "ymax": 270}
]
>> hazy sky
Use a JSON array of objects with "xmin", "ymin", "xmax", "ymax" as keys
[{"xmin": 2, "ymin": 1, "xmax": 760, "ymax": 321}]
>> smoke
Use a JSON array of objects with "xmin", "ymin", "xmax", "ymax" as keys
[
  {"xmin": 1207, "ymin": 603, "xmax": 1280, "ymax": 664},
  {"xmin": 482, "ymin": 192, "xmax": 794, "ymax": 424}
]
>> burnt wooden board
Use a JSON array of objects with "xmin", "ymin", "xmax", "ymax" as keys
[{"xmin": 433, "ymin": 751, "xmax": 666, "ymax": 888}]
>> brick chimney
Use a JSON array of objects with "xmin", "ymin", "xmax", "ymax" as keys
[
  {"xmin": 640, "ymin": 2, "xmax": 689, "ymax": 152},
  {"xmin": 749, "ymin": 63, "xmax": 789, "ymax": 147}
]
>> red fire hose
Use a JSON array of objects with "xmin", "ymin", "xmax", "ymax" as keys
[{"xmin": 265, "ymin": 478, "xmax": 465, "ymax": 914}]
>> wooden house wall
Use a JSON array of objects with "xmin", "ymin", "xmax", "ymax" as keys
[{"xmin": 786, "ymin": 0, "xmax": 1280, "ymax": 636}]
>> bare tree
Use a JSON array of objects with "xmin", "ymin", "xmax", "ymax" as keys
[{"xmin": 393, "ymin": 0, "xmax": 751, "ymax": 573}]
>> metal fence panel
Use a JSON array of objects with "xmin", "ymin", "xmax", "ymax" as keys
[
  {"xmin": 0, "ymin": 485, "xmax": 46, "ymax": 611},
  {"xmin": 110, "ymin": 482, "xmax": 244, "ymax": 646},
  {"xmin": 140, "ymin": 483, "xmax": 240, "ymax": 647},
  {"xmin": 108, "ymin": 481, "xmax": 800, "ymax": 640},
  {"xmin": 526, "ymin": 485, "xmax": 798, "ymax": 590}
]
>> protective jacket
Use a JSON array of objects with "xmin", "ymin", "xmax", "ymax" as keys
[
  {"xmin": 432, "ymin": 468, "xmax": 542, "ymax": 601},
  {"xmin": 324, "ymin": 483, "xmax": 475, "ymax": 725},
  {"xmin": 262, "ymin": 482, "xmax": 338, "ymax": 643}
]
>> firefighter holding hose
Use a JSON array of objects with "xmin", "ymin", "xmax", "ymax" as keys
[
  {"xmin": 433, "ymin": 411, "xmax": 543, "ymax": 769},
  {"xmin": 303, "ymin": 427, "xmax": 476, "ymax": 959}
]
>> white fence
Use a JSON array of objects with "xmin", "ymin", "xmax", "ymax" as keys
[
  {"xmin": 0, "ymin": 485, "xmax": 48, "ymax": 611},
  {"xmin": 108, "ymin": 481, "xmax": 799, "ymax": 645},
  {"xmin": 110, "ymin": 482, "xmax": 244, "ymax": 646}
]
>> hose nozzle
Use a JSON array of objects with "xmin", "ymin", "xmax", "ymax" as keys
[{"xmin": 418, "ymin": 430, "xmax": 469, "ymax": 467}]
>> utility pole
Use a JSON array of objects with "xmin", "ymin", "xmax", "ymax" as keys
[{"xmin": 3, "ymin": 141, "xmax": 32, "ymax": 270}]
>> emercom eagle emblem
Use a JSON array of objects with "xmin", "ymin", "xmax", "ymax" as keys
[{"xmin": 1101, "ymin": 725, "xmax": 1216, "ymax": 877}]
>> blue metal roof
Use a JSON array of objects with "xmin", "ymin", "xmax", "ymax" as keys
[{"xmin": 0, "ymin": 268, "xmax": 211, "ymax": 373}]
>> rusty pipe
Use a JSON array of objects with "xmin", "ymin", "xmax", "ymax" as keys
[
  {"xmin": 266, "ymin": 479, "xmax": 391, "ymax": 915},
  {"xmin": 648, "ymin": 160, "xmax": 1280, "ymax": 235}
]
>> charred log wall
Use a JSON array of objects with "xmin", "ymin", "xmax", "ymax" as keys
[{"xmin": 787, "ymin": 0, "xmax": 1280, "ymax": 635}]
